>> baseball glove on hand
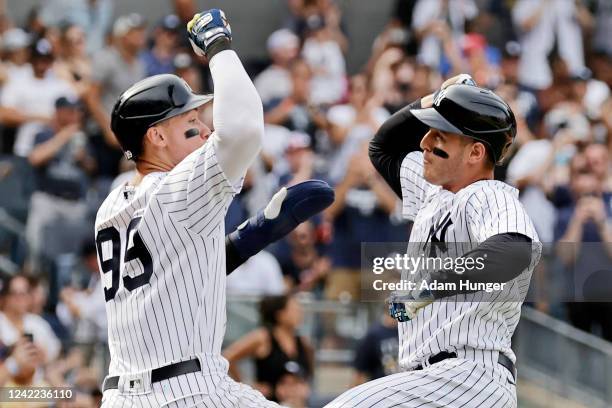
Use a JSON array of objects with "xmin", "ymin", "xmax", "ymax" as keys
[{"xmin": 187, "ymin": 9, "xmax": 232, "ymax": 57}]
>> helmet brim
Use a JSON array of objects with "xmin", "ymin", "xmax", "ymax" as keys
[
  {"xmin": 149, "ymin": 93, "xmax": 213, "ymax": 127},
  {"xmin": 410, "ymin": 107, "xmax": 464, "ymax": 135}
]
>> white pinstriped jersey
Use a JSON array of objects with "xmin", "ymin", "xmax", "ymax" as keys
[
  {"xmin": 95, "ymin": 141, "xmax": 239, "ymax": 376},
  {"xmin": 398, "ymin": 151, "xmax": 540, "ymax": 370}
]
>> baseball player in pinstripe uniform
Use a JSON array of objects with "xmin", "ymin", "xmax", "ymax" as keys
[
  {"xmin": 326, "ymin": 76, "xmax": 541, "ymax": 407},
  {"xmin": 94, "ymin": 9, "xmax": 334, "ymax": 407}
]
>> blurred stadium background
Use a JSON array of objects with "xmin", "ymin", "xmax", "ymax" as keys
[{"xmin": 0, "ymin": 0, "xmax": 611, "ymax": 407}]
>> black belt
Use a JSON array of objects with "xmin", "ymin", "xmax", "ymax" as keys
[
  {"xmin": 103, "ymin": 358, "xmax": 201, "ymax": 391},
  {"xmin": 414, "ymin": 351, "xmax": 516, "ymax": 382}
]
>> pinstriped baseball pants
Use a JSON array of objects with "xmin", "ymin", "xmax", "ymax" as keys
[
  {"xmin": 325, "ymin": 357, "xmax": 516, "ymax": 408},
  {"xmin": 101, "ymin": 371, "xmax": 281, "ymax": 408}
]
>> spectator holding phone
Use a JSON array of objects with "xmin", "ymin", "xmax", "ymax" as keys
[
  {"xmin": 0, "ymin": 338, "xmax": 39, "ymax": 387},
  {"xmin": 555, "ymin": 158, "xmax": 612, "ymax": 340},
  {"xmin": 0, "ymin": 274, "xmax": 61, "ymax": 365}
]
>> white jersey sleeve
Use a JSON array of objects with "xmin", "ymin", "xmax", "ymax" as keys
[
  {"xmin": 399, "ymin": 151, "xmax": 433, "ymax": 220},
  {"xmin": 465, "ymin": 185, "xmax": 539, "ymax": 243}
]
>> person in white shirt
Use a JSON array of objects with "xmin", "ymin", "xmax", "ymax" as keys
[
  {"xmin": 411, "ymin": 0, "xmax": 478, "ymax": 69},
  {"xmin": 255, "ymin": 29, "xmax": 300, "ymax": 105},
  {"xmin": 0, "ymin": 28, "xmax": 32, "ymax": 84},
  {"xmin": 301, "ymin": 15, "xmax": 346, "ymax": 106},
  {"xmin": 512, "ymin": 0, "xmax": 586, "ymax": 90},
  {"xmin": 1, "ymin": 38, "xmax": 75, "ymax": 157},
  {"xmin": 227, "ymin": 251, "xmax": 286, "ymax": 296},
  {"xmin": 326, "ymin": 74, "xmax": 390, "ymax": 184}
]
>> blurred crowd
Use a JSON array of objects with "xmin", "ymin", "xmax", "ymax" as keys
[{"xmin": 0, "ymin": 0, "xmax": 611, "ymax": 406}]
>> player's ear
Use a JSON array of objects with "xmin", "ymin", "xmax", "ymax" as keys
[
  {"xmin": 468, "ymin": 141, "xmax": 487, "ymax": 165},
  {"xmin": 145, "ymin": 126, "xmax": 168, "ymax": 149}
]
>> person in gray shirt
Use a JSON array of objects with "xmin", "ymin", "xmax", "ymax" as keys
[{"xmin": 84, "ymin": 13, "xmax": 147, "ymax": 177}]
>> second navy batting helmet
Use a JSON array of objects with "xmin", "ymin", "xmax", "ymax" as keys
[
  {"xmin": 111, "ymin": 74, "xmax": 213, "ymax": 160},
  {"xmin": 411, "ymin": 84, "xmax": 516, "ymax": 164}
]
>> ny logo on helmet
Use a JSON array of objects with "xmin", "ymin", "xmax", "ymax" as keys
[{"xmin": 434, "ymin": 89, "xmax": 448, "ymax": 107}]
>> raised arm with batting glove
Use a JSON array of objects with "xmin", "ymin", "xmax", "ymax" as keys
[{"xmin": 187, "ymin": 9, "xmax": 263, "ymax": 184}]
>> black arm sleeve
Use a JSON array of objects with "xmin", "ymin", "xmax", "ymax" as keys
[
  {"xmin": 369, "ymin": 99, "xmax": 429, "ymax": 197},
  {"xmin": 225, "ymin": 236, "xmax": 245, "ymax": 275},
  {"xmin": 428, "ymin": 233, "xmax": 533, "ymax": 299}
]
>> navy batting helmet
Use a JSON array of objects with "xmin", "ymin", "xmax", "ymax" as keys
[
  {"xmin": 411, "ymin": 84, "xmax": 516, "ymax": 165},
  {"xmin": 111, "ymin": 74, "xmax": 213, "ymax": 160}
]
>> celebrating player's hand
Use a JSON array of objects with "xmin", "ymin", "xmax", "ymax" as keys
[
  {"xmin": 422, "ymin": 74, "xmax": 476, "ymax": 108},
  {"xmin": 187, "ymin": 9, "xmax": 232, "ymax": 57},
  {"xmin": 388, "ymin": 289, "xmax": 435, "ymax": 322},
  {"xmin": 441, "ymin": 73, "xmax": 476, "ymax": 90}
]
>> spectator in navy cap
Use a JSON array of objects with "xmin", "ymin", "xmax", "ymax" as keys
[
  {"xmin": 141, "ymin": 14, "xmax": 182, "ymax": 76},
  {"xmin": 25, "ymin": 94, "xmax": 95, "ymax": 267}
]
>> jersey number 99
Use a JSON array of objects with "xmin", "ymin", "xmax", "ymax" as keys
[{"xmin": 95, "ymin": 217, "xmax": 153, "ymax": 302}]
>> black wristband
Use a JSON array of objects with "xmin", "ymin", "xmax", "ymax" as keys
[{"xmin": 206, "ymin": 37, "xmax": 232, "ymax": 60}]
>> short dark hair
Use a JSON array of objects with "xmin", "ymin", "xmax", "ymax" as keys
[
  {"xmin": 0, "ymin": 274, "xmax": 29, "ymax": 297},
  {"xmin": 259, "ymin": 295, "xmax": 289, "ymax": 327}
]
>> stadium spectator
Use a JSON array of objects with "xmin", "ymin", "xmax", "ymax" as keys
[
  {"xmin": 568, "ymin": 67, "xmax": 611, "ymax": 121},
  {"xmin": 591, "ymin": 0, "xmax": 612, "ymax": 56},
  {"xmin": 351, "ymin": 313, "xmax": 399, "ymax": 386},
  {"xmin": 411, "ymin": 0, "xmax": 477, "ymax": 71},
  {"xmin": 0, "ymin": 38, "xmax": 75, "ymax": 158},
  {"xmin": 584, "ymin": 143, "xmax": 610, "ymax": 191},
  {"xmin": 23, "ymin": 6, "xmax": 46, "ymax": 39},
  {"xmin": 255, "ymin": 29, "xmax": 300, "ymax": 105},
  {"xmin": 505, "ymin": 103, "xmax": 556, "ymax": 243},
  {"xmin": 85, "ymin": 13, "xmax": 146, "ymax": 177},
  {"xmin": 223, "ymin": 294, "xmax": 313, "ymax": 402},
  {"xmin": 45, "ymin": 347, "xmax": 102, "ymax": 406},
  {"xmin": 26, "ymin": 96, "xmax": 94, "ymax": 267},
  {"xmin": 0, "ymin": 338, "xmax": 39, "ymax": 387},
  {"xmin": 301, "ymin": 14, "xmax": 346, "ymax": 105},
  {"xmin": 325, "ymin": 74, "xmax": 389, "ymax": 184},
  {"xmin": 276, "ymin": 131, "xmax": 318, "ymax": 188},
  {"xmin": 323, "ymin": 142, "xmax": 403, "ymax": 301},
  {"xmin": 173, "ymin": 52, "xmax": 203, "ymax": 93},
  {"xmin": 460, "ymin": 32, "xmax": 501, "ymax": 88},
  {"xmin": 141, "ymin": 14, "xmax": 182, "ymax": 76},
  {"xmin": 57, "ymin": 240, "xmax": 107, "ymax": 348},
  {"xmin": 0, "ymin": 27, "xmax": 32, "ymax": 83},
  {"xmin": 0, "ymin": 274, "xmax": 60, "ymax": 363},
  {"xmin": 274, "ymin": 220, "xmax": 330, "ymax": 292},
  {"xmin": 554, "ymin": 156, "xmax": 612, "ymax": 340},
  {"xmin": 37, "ymin": 0, "xmax": 114, "ymax": 53},
  {"xmin": 275, "ymin": 362, "xmax": 312, "ymax": 408},
  {"xmin": 54, "ymin": 22, "xmax": 92, "ymax": 96},
  {"xmin": 284, "ymin": 0, "xmax": 347, "ymax": 51},
  {"xmin": 27, "ymin": 275, "xmax": 70, "ymax": 344},
  {"xmin": 369, "ymin": 50, "xmax": 438, "ymax": 113},
  {"xmin": 264, "ymin": 59, "xmax": 327, "ymax": 147},
  {"xmin": 512, "ymin": 0, "xmax": 587, "ymax": 91},
  {"xmin": 499, "ymin": 41, "xmax": 521, "ymax": 85}
]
